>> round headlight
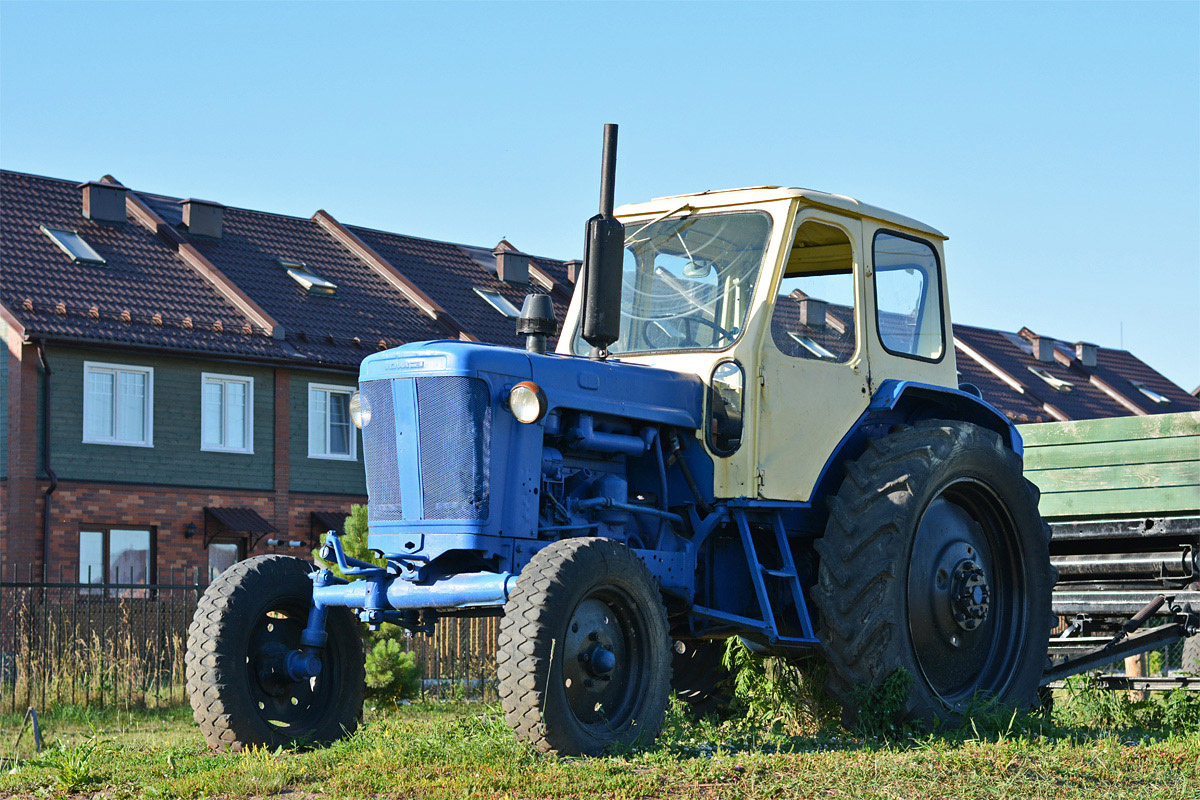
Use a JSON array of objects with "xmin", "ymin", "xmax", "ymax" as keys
[
  {"xmin": 508, "ymin": 381, "xmax": 547, "ymax": 424},
  {"xmin": 349, "ymin": 390, "xmax": 371, "ymax": 429}
]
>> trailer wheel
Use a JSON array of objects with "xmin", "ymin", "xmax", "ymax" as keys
[
  {"xmin": 498, "ymin": 537, "xmax": 672, "ymax": 755},
  {"xmin": 812, "ymin": 420, "xmax": 1056, "ymax": 728},
  {"xmin": 186, "ymin": 555, "xmax": 364, "ymax": 750},
  {"xmin": 671, "ymin": 640, "xmax": 733, "ymax": 717}
]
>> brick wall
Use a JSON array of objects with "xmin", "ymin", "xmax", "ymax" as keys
[{"xmin": 28, "ymin": 480, "xmax": 363, "ymax": 581}]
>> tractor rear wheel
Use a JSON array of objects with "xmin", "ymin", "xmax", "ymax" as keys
[
  {"xmin": 186, "ymin": 555, "xmax": 365, "ymax": 750},
  {"xmin": 812, "ymin": 420, "xmax": 1056, "ymax": 728},
  {"xmin": 497, "ymin": 537, "xmax": 672, "ymax": 755}
]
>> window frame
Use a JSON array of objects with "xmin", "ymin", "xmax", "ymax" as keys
[
  {"xmin": 78, "ymin": 526, "xmax": 156, "ymax": 594},
  {"xmin": 308, "ymin": 382, "xmax": 358, "ymax": 461},
  {"xmin": 206, "ymin": 539, "xmax": 245, "ymax": 582},
  {"xmin": 200, "ymin": 372, "xmax": 255, "ymax": 454},
  {"xmin": 870, "ymin": 229, "xmax": 948, "ymax": 364},
  {"xmin": 82, "ymin": 361, "xmax": 155, "ymax": 447},
  {"xmin": 40, "ymin": 225, "xmax": 106, "ymax": 264}
]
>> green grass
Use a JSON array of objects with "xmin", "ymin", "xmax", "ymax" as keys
[{"xmin": 0, "ymin": 687, "xmax": 1196, "ymax": 799}]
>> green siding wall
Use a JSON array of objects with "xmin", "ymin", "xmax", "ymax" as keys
[
  {"xmin": 289, "ymin": 371, "xmax": 365, "ymax": 495},
  {"xmin": 1, "ymin": 319, "xmax": 8, "ymax": 480},
  {"xmin": 47, "ymin": 346, "xmax": 275, "ymax": 489}
]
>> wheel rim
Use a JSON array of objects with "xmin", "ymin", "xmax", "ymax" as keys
[
  {"xmin": 907, "ymin": 478, "xmax": 1029, "ymax": 708},
  {"xmin": 245, "ymin": 599, "xmax": 340, "ymax": 737},
  {"xmin": 560, "ymin": 587, "xmax": 650, "ymax": 732}
]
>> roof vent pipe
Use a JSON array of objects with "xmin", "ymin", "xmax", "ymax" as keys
[
  {"xmin": 1075, "ymin": 341, "xmax": 1098, "ymax": 367},
  {"xmin": 79, "ymin": 181, "xmax": 127, "ymax": 224},
  {"xmin": 181, "ymin": 199, "xmax": 225, "ymax": 238},
  {"xmin": 799, "ymin": 298, "xmax": 827, "ymax": 328}
]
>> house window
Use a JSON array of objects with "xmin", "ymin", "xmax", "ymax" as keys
[
  {"xmin": 1028, "ymin": 366, "xmax": 1074, "ymax": 393},
  {"xmin": 83, "ymin": 362, "xmax": 153, "ymax": 446},
  {"xmin": 208, "ymin": 541, "xmax": 242, "ymax": 582},
  {"xmin": 280, "ymin": 258, "xmax": 337, "ymax": 295},
  {"xmin": 79, "ymin": 527, "xmax": 153, "ymax": 595},
  {"xmin": 1130, "ymin": 381, "xmax": 1171, "ymax": 406},
  {"xmin": 309, "ymin": 383, "xmax": 356, "ymax": 460},
  {"xmin": 40, "ymin": 226, "xmax": 106, "ymax": 264},
  {"xmin": 473, "ymin": 287, "xmax": 521, "ymax": 319},
  {"xmin": 201, "ymin": 373, "xmax": 254, "ymax": 453}
]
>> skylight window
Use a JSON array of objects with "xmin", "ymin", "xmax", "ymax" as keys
[
  {"xmin": 279, "ymin": 258, "xmax": 336, "ymax": 295},
  {"xmin": 474, "ymin": 287, "xmax": 521, "ymax": 319},
  {"xmin": 1130, "ymin": 381, "xmax": 1171, "ymax": 405},
  {"xmin": 1028, "ymin": 366, "xmax": 1073, "ymax": 393},
  {"xmin": 787, "ymin": 332, "xmax": 837, "ymax": 360},
  {"xmin": 41, "ymin": 226, "xmax": 105, "ymax": 264}
]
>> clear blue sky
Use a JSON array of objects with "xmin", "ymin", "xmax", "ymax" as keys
[{"xmin": 3, "ymin": 1, "xmax": 1197, "ymax": 389}]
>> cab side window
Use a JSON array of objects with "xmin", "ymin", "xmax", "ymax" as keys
[
  {"xmin": 872, "ymin": 232, "xmax": 944, "ymax": 361},
  {"xmin": 770, "ymin": 220, "xmax": 856, "ymax": 363}
]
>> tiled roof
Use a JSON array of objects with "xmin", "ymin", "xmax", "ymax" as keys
[
  {"xmin": 953, "ymin": 324, "xmax": 1199, "ymax": 421},
  {"xmin": 0, "ymin": 171, "xmax": 282, "ymax": 361},
  {"xmin": 140, "ymin": 193, "xmax": 452, "ymax": 367},
  {"xmin": 2, "ymin": 168, "xmax": 1194, "ymax": 422},
  {"xmin": 350, "ymin": 225, "xmax": 572, "ymax": 350}
]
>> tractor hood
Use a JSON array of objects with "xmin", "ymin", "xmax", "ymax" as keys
[{"xmin": 359, "ymin": 340, "xmax": 704, "ymax": 430}]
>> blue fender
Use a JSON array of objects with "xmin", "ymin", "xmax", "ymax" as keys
[{"xmin": 806, "ymin": 379, "xmax": 1021, "ymax": 512}]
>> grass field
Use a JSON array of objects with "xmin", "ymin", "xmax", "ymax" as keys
[{"xmin": 0, "ymin": 685, "xmax": 1196, "ymax": 799}]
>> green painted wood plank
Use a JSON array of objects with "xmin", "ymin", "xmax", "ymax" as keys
[
  {"xmin": 1019, "ymin": 412, "xmax": 1200, "ymax": 447},
  {"xmin": 1023, "ymin": 435, "xmax": 1200, "ymax": 471},
  {"xmin": 1037, "ymin": 485, "xmax": 1200, "ymax": 519},
  {"xmin": 1028, "ymin": 460, "xmax": 1199, "ymax": 494}
]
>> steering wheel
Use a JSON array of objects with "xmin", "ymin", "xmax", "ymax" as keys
[{"xmin": 641, "ymin": 315, "xmax": 737, "ymax": 351}]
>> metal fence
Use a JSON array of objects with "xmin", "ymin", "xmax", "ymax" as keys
[
  {"xmin": 0, "ymin": 566, "xmax": 502, "ymax": 713},
  {"xmin": 0, "ymin": 565, "xmax": 204, "ymax": 714}
]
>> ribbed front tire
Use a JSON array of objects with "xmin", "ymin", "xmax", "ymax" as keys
[
  {"xmin": 497, "ymin": 538, "xmax": 672, "ymax": 755},
  {"xmin": 186, "ymin": 555, "xmax": 365, "ymax": 751}
]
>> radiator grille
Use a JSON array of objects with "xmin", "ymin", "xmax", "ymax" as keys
[
  {"xmin": 361, "ymin": 379, "xmax": 403, "ymax": 521},
  {"xmin": 416, "ymin": 376, "xmax": 491, "ymax": 520}
]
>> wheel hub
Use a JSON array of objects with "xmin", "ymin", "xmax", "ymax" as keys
[{"xmin": 949, "ymin": 559, "xmax": 990, "ymax": 631}]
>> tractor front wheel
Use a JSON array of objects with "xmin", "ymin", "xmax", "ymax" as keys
[
  {"xmin": 497, "ymin": 538, "xmax": 672, "ymax": 755},
  {"xmin": 812, "ymin": 420, "xmax": 1056, "ymax": 727},
  {"xmin": 186, "ymin": 555, "xmax": 365, "ymax": 750}
]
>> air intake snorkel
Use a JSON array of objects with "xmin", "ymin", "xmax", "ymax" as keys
[{"xmin": 580, "ymin": 124, "xmax": 625, "ymax": 361}]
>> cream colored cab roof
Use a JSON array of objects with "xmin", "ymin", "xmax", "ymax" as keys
[{"xmin": 615, "ymin": 185, "xmax": 946, "ymax": 240}]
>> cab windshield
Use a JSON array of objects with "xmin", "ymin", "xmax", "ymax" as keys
[{"xmin": 573, "ymin": 211, "xmax": 772, "ymax": 356}]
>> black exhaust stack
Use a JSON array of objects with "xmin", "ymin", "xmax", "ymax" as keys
[{"xmin": 580, "ymin": 123, "xmax": 625, "ymax": 360}]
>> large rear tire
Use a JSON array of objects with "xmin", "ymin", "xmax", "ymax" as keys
[
  {"xmin": 811, "ymin": 420, "xmax": 1056, "ymax": 727},
  {"xmin": 497, "ymin": 537, "xmax": 672, "ymax": 755},
  {"xmin": 186, "ymin": 555, "xmax": 365, "ymax": 750}
]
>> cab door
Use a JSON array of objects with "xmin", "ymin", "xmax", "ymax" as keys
[{"xmin": 753, "ymin": 209, "xmax": 870, "ymax": 501}]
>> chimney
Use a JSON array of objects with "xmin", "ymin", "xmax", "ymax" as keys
[
  {"xmin": 496, "ymin": 250, "xmax": 530, "ymax": 284},
  {"xmin": 1030, "ymin": 335, "xmax": 1055, "ymax": 363},
  {"xmin": 1075, "ymin": 341, "xmax": 1098, "ymax": 367},
  {"xmin": 564, "ymin": 260, "xmax": 582, "ymax": 284},
  {"xmin": 799, "ymin": 298, "xmax": 827, "ymax": 328},
  {"xmin": 79, "ymin": 181, "xmax": 127, "ymax": 224},
  {"xmin": 181, "ymin": 199, "xmax": 225, "ymax": 238}
]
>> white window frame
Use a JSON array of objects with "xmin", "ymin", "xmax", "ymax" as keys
[
  {"xmin": 308, "ymin": 382, "xmax": 357, "ymax": 461},
  {"xmin": 200, "ymin": 372, "xmax": 255, "ymax": 454},
  {"xmin": 1130, "ymin": 380, "xmax": 1171, "ymax": 406},
  {"xmin": 82, "ymin": 361, "xmax": 154, "ymax": 447}
]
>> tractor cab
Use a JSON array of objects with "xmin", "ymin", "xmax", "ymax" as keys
[{"xmin": 560, "ymin": 187, "xmax": 957, "ymax": 501}]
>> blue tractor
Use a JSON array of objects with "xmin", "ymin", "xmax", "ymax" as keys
[{"xmin": 186, "ymin": 126, "xmax": 1054, "ymax": 755}]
